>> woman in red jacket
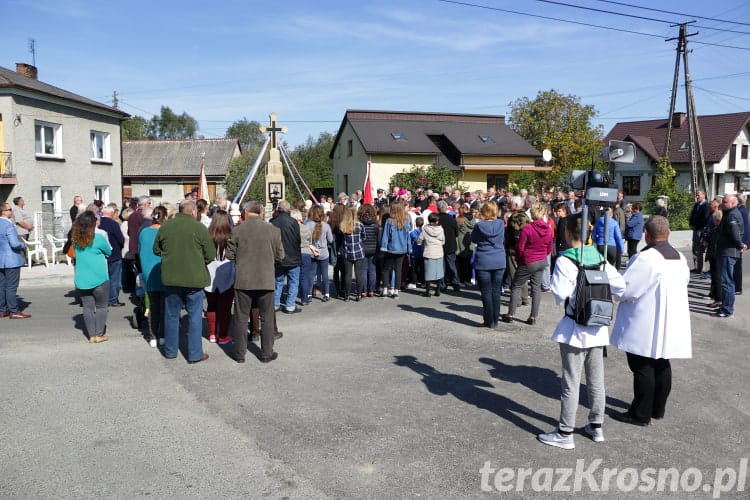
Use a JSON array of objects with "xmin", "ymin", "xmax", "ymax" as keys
[{"xmin": 503, "ymin": 202, "xmax": 553, "ymax": 325}]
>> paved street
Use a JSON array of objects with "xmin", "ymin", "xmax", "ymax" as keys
[{"xmin": 1, "ymin": 242, "xmax": 748, "ymax": 498}]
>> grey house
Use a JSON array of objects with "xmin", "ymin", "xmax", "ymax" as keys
[
  {"xmin": 0, "ymin": 63, "xmax": 128, "ymax": 236},
  {"xmin": 122, "ymin": 138, "xmax": 241, "ymax": 204}
]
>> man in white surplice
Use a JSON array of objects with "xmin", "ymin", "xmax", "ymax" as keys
[{"xmin": 610, "ymin": 215, "xmax": 691, "ymax": 426}]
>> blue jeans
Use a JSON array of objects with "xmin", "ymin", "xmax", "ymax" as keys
[
  {"xmin": 311, "ymin": 258, "xmax": 329, "ymax": 296},
  {"xmin": 163, "ymin": 287, "xmax": 204, "ymax": 361},
  {"xmin": 298, "ymin": 254, "xmax": 312, "ymax": 304},
  {"xmin": 274, "ymin": 265, "xmax": 300, "ymax": 311},
  {"xmin": 362, "ymin": 255, "xmax": 377, "ymax": 292},
  {"xmin": 476, "ymin": 268, "xmax": 504, "ymax": 327},
  {"xmin": 108, "ymin": 259, "xmax": 123, "ymax": 305},
  {"xmin": 0, "ymin": 266, "xmax": 21, "ymax": 313},
  {"xmin": 717, "ymin": 255, "xmax": 737, "ymax": 315}
]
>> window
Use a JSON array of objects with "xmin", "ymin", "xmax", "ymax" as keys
[
  {"xmin": 742, "ymin": 145, "xmax": 748, "ymax": 160},
  {"xmin": 479, "ymin": 135, "xmax": 495, "ymax": 143},
  {"xmin": 487, "ymin": 174, "xmax": 507, "ymax": 190},
  {"xmin": 729, "ymin": 144, "xmax": 737, "ymax": 170},
  {"xmin": 35, "ymin": 121, "xmax": 62, "ymax": 157},
  {"xmin": 149, "ymin": 189, "xmax": 163, "ymax": 198},
  {"xmin": 622, "ymin": 176, "xmax": 641, "ymax": 196},
  {"xmin": 391, "ymin": 132, "xmax": 407, "ymax": 141},
  {"xmin": 94, "ymin": 185, "xmax": 110, "ymax": 204},
  {"xmin": 41, "ymin": 186, "xmax": 62, "ymax": 212},
  {"xmin": 90, "ymin": 131, "xmax": 111, "ymax": 162},
  {"xmin": 347, "ymin": 140, "xmax": 353, "ymax": 157},
  {"xmin": 679, "ymin": 140, "xmax": 689, "ymax": 151}
]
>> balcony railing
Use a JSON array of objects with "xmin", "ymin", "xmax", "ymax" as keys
[{"xmin": 0, "ymin": 152, "xmax": 13, "ymax": 177}]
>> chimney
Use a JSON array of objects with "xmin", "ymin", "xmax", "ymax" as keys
[
  {"xmin": 16, "ymin": 63, "xmax": 38, "ymax": 80},
  {"xmin": 671, "ymin": 112, "xmax": 686, "ymax": 128}
]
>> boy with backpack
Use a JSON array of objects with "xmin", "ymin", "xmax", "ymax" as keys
[{"xmin": 537, "ymin": 212, "xmax": 625, "ymax": 449}]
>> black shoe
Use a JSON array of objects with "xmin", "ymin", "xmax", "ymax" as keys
[
  {"xmin": 321, "ymin": 295, "xmax": 330, "ymax": 302},
  {"xmin": 234, "ymin": 357, "xmax": 246, "ymax": 364},
  {"xmin": 282, "ymin": 308, "xmax": 301, "ymax": 314},
  {"xmin": 452, "ymin": 284, "xmax": 461, "ymax": 292},
  {"xmin": 109, "ymin": 302, "xmax": 126, "ymax": 307},
  {"xmin": 260, "ymin": 352, "xmax": 279, "ymax": 363},
  {"xmin": 611, "ymin": 411, "xmax": 650, "ymax": 426},
  {"xmin": 274, "ymin": 331, "xmax": 283, "ymax": 340}
]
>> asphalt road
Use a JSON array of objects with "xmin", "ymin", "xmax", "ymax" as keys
[{"xmin": 1, "ymin": 250, "xmax": 748, "ymax": 499}]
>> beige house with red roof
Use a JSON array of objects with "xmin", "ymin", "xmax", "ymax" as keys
[
  {"xmin": 604, "ymin": 111, "xmax": 750, "ymax": 200},
  {"xmin": 330, "ymin": 110, "xmax": 545, "ymax": 195}
]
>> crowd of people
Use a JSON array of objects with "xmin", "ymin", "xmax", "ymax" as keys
[{"xmin": 1, "ymin": 182, "xmax": 748, "ymax": 447}]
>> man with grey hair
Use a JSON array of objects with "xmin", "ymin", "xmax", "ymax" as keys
[
  {"xmin": 154, "ymin": 199, "xmax": 215, "ymax": 363},
  {"xmin": 11, "ymin": 197, "xmax": 34, "ymax": 241},
  {"xmin": 270, "ymin": 199, "xmax": 302, "ymax": 314},
  {"xmin": 99, "ymin": 205, "xmax": 126, "ymax": 307},
  {"xmin": 714, "ymin": 193, "xmax": 747, "ymax": 317},
  {"xmin": 610, "ymin": 215, "xmax": 691, "ymax": 426},
  {"xmin": 228, "ymin": 200, "xmax": 284, "ymax": 363}
]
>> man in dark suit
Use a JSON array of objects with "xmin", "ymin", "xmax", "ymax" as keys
[
  {"xmin": 437, "ymin": 201, "xmax": 461, "ymax": 291},
  {"xmin": 688, "ymin": 190, "xmax": 711, "ymax": 273},
  {"xmin": 99, "ymin": 205, "xmax": 125, "ymax": 306},
  {"xmin": 227, "ymin": 200, "xmax": 284, "ymax": 363}
]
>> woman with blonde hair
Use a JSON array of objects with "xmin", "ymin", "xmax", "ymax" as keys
[
  {"xmin": 379, "ymin": 200, "xmax": 411, "ymax": 298},
  {"xmin": 471, "ymin": 201, "xmax": 506, "ymax": 328},
  {"xmin": 503, "ymin": 202, "xmax": 553, "ymax": 325},
  {"xmin": 305, "ymin": 204, "xmax": 333, "ymax": 302},
  {"xmin": 72, "ymin": 210, "xmax": 112, "ymax": 343},
  {"xmin": 340, "ymin": 207, "xmax": 366, "ymax": 301}
]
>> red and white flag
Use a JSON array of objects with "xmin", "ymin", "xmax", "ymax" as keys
[
  {"xmin": 198, "ymin": 157, "xmax": 209, "ymax": 201},
  {"xmin": 363, "ymin": 160, "xmax": 374, "ymax": 205}
]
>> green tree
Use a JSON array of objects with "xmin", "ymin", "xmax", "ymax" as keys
[
  {"xmin": 646, "ymin": 156, "xmax": 692, "ymax": 230},
  {"xmin": 226, "ymin": 118, "xmax": 264, "ymax": 151},
  {"xmin": 389, "ymin": 165, "xmax": 466, "ymax": 194},
  {"xmin": 148, "ymin": 106, "xmax": 197, "ymax": 139},
  {"xmin": 507, "ymin": 170, "xmax": 539, "ymax": 193},
  {"xmin": 289, "ymin": 132, "xmax": 335, "ymax": 193},
  {"xmin": 508, "ymin": 89, "xmax": 604, "ymax": 177},
  {"xmin": 121, "ymin": 115, "xmax": 150, "ymax": 140}
]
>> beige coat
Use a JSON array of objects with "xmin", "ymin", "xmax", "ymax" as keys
[
  {"xmin": 226, "ymin": 217, "xmax": 284, "ymax": 291},
  {"xmin": 417, "ymin": 224, "xmax": 445, "ymax": 259}
]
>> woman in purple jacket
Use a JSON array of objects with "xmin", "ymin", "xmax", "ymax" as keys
[{"xmin": 503, "ymin": 202, "xmax": 553, "ymax": 325}]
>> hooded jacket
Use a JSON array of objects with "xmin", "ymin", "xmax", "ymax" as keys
[
  {"xmin": 516, "ymin": 219, "xmax": 553, "ymax": 266},
  {"xmin": 416, "ymin": 224, "xmax": 445, "ymax": 259},
  {"xmin": 471, "ymin": 219, "xmax": 506, "ymax": 271}
]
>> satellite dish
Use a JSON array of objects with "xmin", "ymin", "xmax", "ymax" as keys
[{"xmin": 542, "ymin": 149, "xmax": 552, "ymax": 162}]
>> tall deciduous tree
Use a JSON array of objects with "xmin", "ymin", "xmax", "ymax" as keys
[
  {"xmin": 226, "ymin": 118, "xmax": 264, "ymax": 152},
  {"xmin": 508, "ymin": 89, "xmax": 603, "ymax": 175},
  {"xmin": 289, "ymin": 132, "xmax": 334, "ymax": 192},
  {"xmin": 148, "ymin": 106, "xmax": 198, "ymax": 139},
  {"xmin": 121, "ymin": 115, "xmax": 150, "ymax": 140}
]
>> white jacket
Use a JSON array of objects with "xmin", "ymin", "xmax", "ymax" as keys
[{"xmin": 610, "ymin": 244, "xmax": 692, "ymax": 359}]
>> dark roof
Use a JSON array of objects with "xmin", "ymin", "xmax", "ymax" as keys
[
  {"xmin": 122, "ymin": 138, "xmax": 241, "ymax": 177},
  {"xmin": 604, "ymin": 112, "xmax": 750, "ymax": 163},
  {"xmin": 0, "ymin": 65, "xmax": 129, "ymax": 117},
  {"xmin": 330, "ymin": 110, "xmax": 540, "ymax": 160}
]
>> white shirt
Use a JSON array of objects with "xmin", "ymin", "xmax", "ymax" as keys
[
  {"xmin": 610, "ymin": 244, "xmax": 692, "ymax": 359},
  {"xmin": 549, "ymin": 249, "xmax": 626, "ymax": 348}
]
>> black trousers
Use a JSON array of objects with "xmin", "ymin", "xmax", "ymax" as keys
[
  {"xmin": 626, "ymin": 353, "xmax": 672, "ymax": 420},
  {"xmin": 234, "ymin": 289, "xmax": 275, "ymax": 360},
  {"xmin": 733, "ymin": 253, "xmax": 743, "ymax": 294}
]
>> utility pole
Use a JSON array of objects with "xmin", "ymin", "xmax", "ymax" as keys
[
  {"xmin": 664, "ymin": 23, "xmax": 708, "ymax": 194},
  {"xmin": 112, "ymin": 91, "xmax": 119, "ymax": 109}
]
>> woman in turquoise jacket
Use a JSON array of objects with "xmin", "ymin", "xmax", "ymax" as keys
[{"xmin": 72, "ymin": 211, "xmax": 112, "ymax": 343}]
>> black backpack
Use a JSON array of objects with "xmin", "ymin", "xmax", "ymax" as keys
[{"xmin": 563, "ymin": 255, "xmax": 614, "ymax": 327}]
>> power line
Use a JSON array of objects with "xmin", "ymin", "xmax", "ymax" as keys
[
  {"xmin": 591, "ymin": 0, "xmax": 750, "ymax": 27},
  {"xmin": 535, "ymin": 0, "xmax": 750, "ymax": 34},
  {"xmin": 692, "ymin": 85, "xmax": 750, "ymax": 101}
]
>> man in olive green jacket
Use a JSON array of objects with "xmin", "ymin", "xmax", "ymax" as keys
[
  {"xmin": 153, "ymin": 200, "xmax": 215, "ymax": 363},
  {"xmin": 227, "ymin": 200, "xmax": 284, "ymax": 363}
]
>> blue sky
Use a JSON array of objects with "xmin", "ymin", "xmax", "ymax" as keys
[{"xmin": 4, "ymin": 0, "xmax": 749, "ymax": 148}]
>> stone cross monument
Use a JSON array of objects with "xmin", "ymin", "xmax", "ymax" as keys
[{"xmin": 259, "ymin": 112, "xmax": 287, "ymax": 216}]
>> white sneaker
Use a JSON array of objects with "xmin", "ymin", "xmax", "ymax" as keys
[
  {"xmin": 537, "ymin": 430, "xmax": 575, "ymax": 449},
  {"xmin": 149, "ymin": 338, "xmax": 157, "ymax": 348},
  {"xmin": 407, "ymin": 284, "xmax": 417, "ymax": 290},
  {"xmin": 583, "ymin": 424, "xmax": 605, "ymax": 442}
]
